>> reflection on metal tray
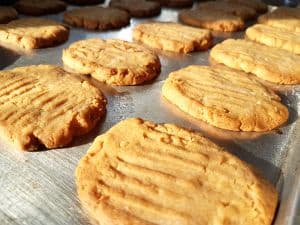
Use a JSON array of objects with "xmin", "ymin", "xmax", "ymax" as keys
[{"xmin": 0, "ymin": 1, "xmax": 299, "ymax": 225}]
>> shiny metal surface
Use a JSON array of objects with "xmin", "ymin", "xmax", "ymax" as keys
[{"xmin": 0, "ymin": 1, "xmax": 299, "ymax": 225}]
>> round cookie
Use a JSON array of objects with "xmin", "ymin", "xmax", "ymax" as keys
[
  {"xmin": 246, "ymin": 24, "xmax": 300, "ymax": 55},
  {"xmin": 197, "ymin": 1, "xmax": 257, "ymax": 20},
  {"xmin": 0, "ymin": 65, "xmax": 106, "ymax": 151},
  {"xmin": 258, "ymin": 7, "xmax": 300, "ymax": 32},
  {"xmin": 221, "ymin": 0, "xmax": 267, "ymax": 13},
  {"xmin": 150, "ymin": 0, "xmax": 193, "ymax": 8},
  {"xmin": 179, "ymin": 9, "xmax": 245, "ymax": 32},
  {"xmin": 210, "ymin": 39, "xmax": 300, "ymax": 84},
  {"xmin": 63, "ymin": 0, "xmax": 104, "ymax": 5},
  {"xmin": 76, "ymin": 117, "xmax": 278, "ymax": 225},
  {"xmin": 0, "ymin": 18, "xmax": 69, "ymax": 49},
  {"xmin": 162, "ymin": 65, "xmax": 289, "ymax": 131},
  {"xmin": 63, "ymin": 7, "xmax": 130, "ymax": 30},
  {"xmin": 0, "ymin": 6, "xmax": 17, "ymax": 24},
  {"xmin": 109, "ymin": 0, "xmax": 161, "ymax": 18},
  {"xmin": 133, "ymin": 22, "xmax": 212, "ymax": 53},
  {"xmin": 62, "ymin": 38, "xmax": 161, "ymax": 85},
  {"xmin": 14, "ymin": 0, "xmax": 66, "ymax": 16}
]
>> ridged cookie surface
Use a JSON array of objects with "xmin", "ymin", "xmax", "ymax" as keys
[
  {"xmin": 63, "ymin": 7, "xmax": 130, "ymax": 30},
  {"xmin": 162, "ymin": 65, "xmax": 288, "ymax": 131},
  {"xmin": 0, "ymin": 6, "xmax": 17, "ymax": 24},
  {"xmin": 258, "ymin": 7, "xmax": 300, "ymax": 32},
  {"xmin": 246, "ymin": 24, "xmax": 300, "ymax": 55},
  {"xmin": 133, "ymin": 22, "xmax": 212, "ymax": 53},
  {"xmin": 0, "ymin": 18, "xmax": 69, "ymax": 49},
  {"xmin": 63, "ymin": 38, "xmax": 161, "ymax": 85},
  {"xmin": 179, "ymin": 9, "xmax": 244, "ymax": 32},
  {"xmin": 210, "ymin": 39, "xmax": 300, "ymax": 84},
  {"xmin": 14, "ymin": 0, "xmax": 66, "ymax": 16},
  {"xmin": 0, "ymin": 65, "xmax": 106, "ymax": 151},
  {"xmin": 197, "ymin": 1, "xmax": 256, "ymax": 20},
  {"xmin": 76, "ymin": 118, "xmax": 278, "ymax": 225}
]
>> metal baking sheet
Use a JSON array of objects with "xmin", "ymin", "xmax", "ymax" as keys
[{"xmin": 0, "ymin": 1, "xmax": 299, "ymax": 225}]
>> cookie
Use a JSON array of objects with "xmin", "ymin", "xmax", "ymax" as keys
[
  {"xmin": 219, "ymin": 0, "xmax": 267, "ymax": 13},
  {"xmin": 63, "ymin": 7, "xmax": 130, "ymax": 30},
  {"xmin": 0, "ymin": 65, "xmax": 106, "ymax": 151},
  {"xmin": 63, "ymin": 0, "xmax": 104, "ymax": 5},
  {"xmin": 258, "ymin": 7, "xmax": 300, "ymax": 32},
  {"xmin": 109, "ymin": 0, "xmax": 161, "ymax": 18},
  {"xmin": 197, "ymin": 1, "xmax": 257, "ymax": 20},
  {"xmin": 210, "ymin": 39, "xmax": 300, "ymax": 84},
  {"xmin": 149, "ymin": 0, "xmax": 193, "ymax": 8},
  {"xmin": 0, "ymin": 6, "xmax": 17, "ymax": 24},
  {"xmin": 133, "ymin": 22, "xmax": 212, "ymax": 53},
  {"xmin": 62, "ymin": 38, "xmax": 161, "ymax": 85},
  {"xmin": 76, "ymin": 117, "xmax": 278, "ymax": 225},
  {"xmin": 14, "ymin": 0, "xmax": 66, "ymax": 16},
  {"xmin": 179, "ymin": 9, "xmax": 245, "ymax": 32},
  {"xmin": 0, "ymin": 18, "xmax": 69, "ymax": 49},
  {"xmin": 246, "ymin": 24, "xmax": 300, "ymax": 55},
  {"xmin": 162, "ymin": 65, "xmax": 288, "ymax": 131}
]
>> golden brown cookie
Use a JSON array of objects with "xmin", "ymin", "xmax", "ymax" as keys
[
  {"xmin": 0, "ymin": 18, "xmax": 69, "ymax": 50},
  {"xmin": 0, "ymin": 6, "xmax": 17, "ymax": 24},
  {"xmin": 162, "ymin": 65, "xmax": 288, "ymax": 131},
  {"xmin": 133, "ymin": 22, "xmax": 212, "ymax": 53},
  {"xmin": 179, "ymin": 8, "xmax": 245, "ymax": 32},
  {"xmin": 63, "ymin": 7, "xmax": 130, "ymax": 30},
  {"xmin": 109, "ymin": 0, "xmax": 161, "ymax": 17},
  {"xmin": 197, "ymin": 1, "xmax": 257, "ymax": 20},
  {"xmin": 258, "ymin": 7, "xmax": 300, "ymax": 32},
  {"xmin": 246, "ymin": 24, "xmax": 300, "ymax": 55},
  {"xmin": 0, "ymin": 65, "xmax": 106, "ymax": 151},
  {"xmin": 76, "ymin": 117, "xmax": 278, "ymax": 225},
  {"xmin": 14, "ymin": 0, "xmax": 66, "ymax": 16},
  {"xmin": 210, "ymin": 39, "xmax": 300, "ymax": 85},
  {"xmin": 63, "ymin": 0, "xmax": 104, "ymax": 5},
  {"xmin": 62, "ymin": 38, "xmax": 161, "ymax": 85},
  {"xmin": 149, "ymin": 0, "xmax": 193, "ymax": 8},
  {"xmin": 219, "ymin": 0, "xmax": 267, "ymax": 13}
]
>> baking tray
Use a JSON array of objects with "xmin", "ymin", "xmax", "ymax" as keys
[{"xmin": 0, "ymin": 1, "xmax": 299, "ymax": 225}]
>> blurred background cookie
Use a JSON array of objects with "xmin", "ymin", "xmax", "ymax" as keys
[
  {"xmin": 62, "ymin": 0, "xmax": 104, "ymax": 5},
  {"xmin": 179, "ymin": 8, "xmax": 245, "ymax": 32},
  {"xmin": 149, "ymin": 0, "xmax": 193, "ymax": 8},
  {"xmin": 197, "ymin": 1, "xmax": 257, "ymax": 20},
  {"xmin": 64, "ymin": 7, "xmax": 130, "ymax": 30},
  {"xmin": 109, "ymin": 0, "xmax": 161, "ymax": 18},
  {"xmin": 0, "ymin": 18, "xmax": 69, "ymax": 49},
  {"xmin": 14, "ymin": 0, "xmax": 66, "ymax": 16},
  {"xmin": 219, "ymin": 0, "xmax": 267, "ymax": 13},
  {"xmin": 0, "ymin": 6, "xmax": 17, "ymax": 23},
  {"xmin": 258, "ymin": 7, "xmax": 300, "ymax": 32},
  {"xmin": 133, "ymin": 22, "xmax": 212, "ymax": 53}
]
